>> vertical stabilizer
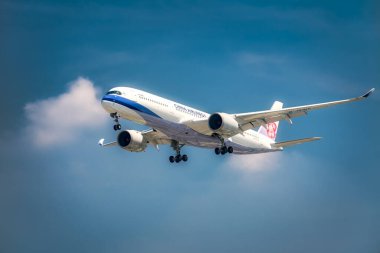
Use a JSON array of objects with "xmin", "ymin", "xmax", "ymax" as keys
[{"xmin": 258, "ymin": 101, "xmax": 283, "ymax": 141}]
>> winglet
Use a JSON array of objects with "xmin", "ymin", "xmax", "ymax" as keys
[
  {"xmin": 362, "ymin": 88, "xmax": 375, "ymax": 98},
  {"xmin": 98, "ymin": 138, "xmax": 105, "ymax": 146}
]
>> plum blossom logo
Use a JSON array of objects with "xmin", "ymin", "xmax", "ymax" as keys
[{"xmin": 266, "ymin": 122, "xmax": 277, "ymax": 139}]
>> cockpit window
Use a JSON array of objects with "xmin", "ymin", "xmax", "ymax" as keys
[{"xmin": 106, "ymin": 90, "xmax": 122, "ymax": 95}]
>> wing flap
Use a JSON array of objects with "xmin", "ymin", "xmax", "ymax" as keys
[{"xmin": 271, "ymin": 137, "xmax": 321, "ymax": 148}]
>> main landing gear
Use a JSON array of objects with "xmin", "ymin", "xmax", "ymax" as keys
[
  {"xmin": 214, "ymin": 146, "xmax": 234, "ymax": 155},
  {"xmin": 213, "ymin": 133, "xmax": 233, "ymax": 155},
  {"xmin": 169, "ymin": 141, "xmax": 188, "ymax": 163},
  {"xmin": 110, "ymin": 113, "xmax": 121, "ymax": 131}
]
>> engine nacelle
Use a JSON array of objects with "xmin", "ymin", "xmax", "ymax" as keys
[
  {"xmin": 117, "ymin": 130, "xmax": 147, "ymax": 152},
  {"xmin": 208, "ymin": 113, "xmax": 240, "ymax": 136}
]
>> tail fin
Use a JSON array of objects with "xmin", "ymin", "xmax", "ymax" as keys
[{"xmin": 258, "ymin": 101, "xmax": 283, "ymax": 141}]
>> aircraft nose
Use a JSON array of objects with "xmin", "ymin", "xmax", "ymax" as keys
[
  {"xmin": 101, "ymin": 95, "xmax": 114, "ymax": 112},
  {"xmin": 101, "ymin": 95, "xmax": 107, "ymax": 106}
]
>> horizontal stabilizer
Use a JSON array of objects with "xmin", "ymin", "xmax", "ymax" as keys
[{"xmin": 271, "ymin": 137, "xmax": 321, "ymax": 148}]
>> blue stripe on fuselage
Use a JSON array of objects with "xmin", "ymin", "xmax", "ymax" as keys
[{"xmin": 102, "ymin": 95, "xmax": 161, "ymax": 118}]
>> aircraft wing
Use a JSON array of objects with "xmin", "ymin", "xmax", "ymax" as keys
[
  {"xmin": 141, "ymin": 129, "xmax": 172, "ymax": 146},
  {"xmin": 183, "ymin": 118, "xmax": 213, "ymax": 135},
  {"xmin": 98, "ymin": 129, "xmax": 171, "ymax": 148},
  {"xmin": 234, "ymin": 88, "xmax": 375, "ymax": 131},
  {"xmin": 98, "ymin": 138, "xmax": 117, "ymax": 147}
]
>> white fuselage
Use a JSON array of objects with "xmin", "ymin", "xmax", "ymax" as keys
[{"xmin": 101, "ymin": 87, "xmax": 278, "ymax": 154}]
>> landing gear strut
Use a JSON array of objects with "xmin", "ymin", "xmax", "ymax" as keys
[
  {"xmin": 212, "ymin": 133, "xmax": 234, "ymax": 155},
  {"xmin": 169, "ymin": 140, "xmax": 188, "ymax": 163},
  {"xmin": 110, "ymin": 113, "xmax": 121, "ymax": 131}
]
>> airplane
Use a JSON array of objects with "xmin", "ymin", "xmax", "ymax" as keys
[{"xmin": 98, "ymin": 86, "xmax": 375, "ymax": 163}]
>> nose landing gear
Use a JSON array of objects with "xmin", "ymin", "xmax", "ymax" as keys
[{"xmin": 110, "ymin": 113, "xmax": 121, "ymax": 131}]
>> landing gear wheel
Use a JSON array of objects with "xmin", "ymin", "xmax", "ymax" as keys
[
  {"xmin": 213, "ymin": 134, "xmax": 233, "ymax": 156},
  {"xmin": 113, "ymin": 124, "xmax": 121, "ymax": 131},
  {"xmin": 170, "ymin": 141, "xmax": 187, "ymax": 164},
  {"xmin": 175, "ymin": 155, "xmax": 182, "ymax": 163}
]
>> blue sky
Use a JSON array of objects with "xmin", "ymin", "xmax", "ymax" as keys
[{"xmin": 0, "ymin": 1, "xmax": 379, "ymax": 252}]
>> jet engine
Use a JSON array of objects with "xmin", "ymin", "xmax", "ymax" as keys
[
  {"xmin": 117, "ymin": 130, "xmax": 147, "ymax": 152},
  {"xmin": 208, "ymin": 113, "xmax": 240, "ymax": 136}
]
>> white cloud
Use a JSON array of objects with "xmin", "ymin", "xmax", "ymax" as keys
[
  {"xmin": 226, "ymin": 151, "xmax": 309, "ymax": 174},
  {"xmin": 226, "ymin": 152, "xmax": 283, "ymax": 173},
  {"xmin": 25, "ymin": 77, "xmax": 107, "ymax": 147}
]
